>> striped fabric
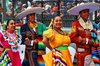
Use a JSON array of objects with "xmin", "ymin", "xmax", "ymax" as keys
[
  {"xmin": 52, "ymin": 49, "xmax": 67, "ymax": 66},
  {"xmin": 0, "ymin": 49, "xmax": 12, "ymax": 66},
  {"xmin": 91, "ymin": 22, "xmax": 100, "ymax": 66},
  {"xmin": 37, "ymin": 56, "xmax": 45, "ymax": 66}
]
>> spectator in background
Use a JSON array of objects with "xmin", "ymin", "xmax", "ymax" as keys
[
  {"xmin": 14, "ymin": 1, "xmax": 22, "ymax": 16},
  {"xmin": 60, "ymin": 6, "xmax": 65, "ymax": 17},
  {"xmin": 44, "ymin": 4, "xmax": 51, "ymax": 15},
  {"xmin": 66, "ymin": 2, "xmax": 72, "ymax": 15},
  {"xmin": 22, "ymin": 4, "xmax": 27, "ymax": 24},
  {"xmin": 43, "ymin": 3, "xmax": 47, "ymax": 9},
  {"xmin": 6, "ymin": 3, "xmax": 13, "ymax": 16},
  {"xmin": 14, "ymin": 1, "xmax": 23, "ymax": 24},
  {"xmin": 22, "ymin": 4, "xmax": 27, "ymax": 11},
  {"xmin": 0, "ymin": 0, "xmax": 1, "ymax": 6},
  {"xmin": 51, "ymin": 6, "xmax": 57, "ymax": 15},
  {"xmin": 98, "ymin": 9, "xmax": 100, "ymax": 16},
  {"xmin": 31, "ymin": 1, "xmax": 38, "ymax": 7},
  {"xmin": 59, "ymin": 0, "xmax": 66, "ymax": 17},
  {"xmin": 60, "ymin": 0, "xmax": 64, "ymax": 8},
  {"xmin": 72, "ymin": 2, "xmax": 76, "ymax": 7},
  {"xmin": 66, "ymin": 2, "xmax": 72, "ymax": 10},
  {"xmin": 38, "ymin": 3, "xmax": 41, "ymax": 7}
]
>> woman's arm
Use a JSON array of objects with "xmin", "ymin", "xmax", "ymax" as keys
[{"xmin": 42, "ymin": 36, "xmax": 52, "ymax": 50}]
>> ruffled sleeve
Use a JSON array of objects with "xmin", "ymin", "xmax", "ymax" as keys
[
  {"xmin": 43, "ymin": 30, "xmax": 49, "ymax": 38},
  {"xmin": 43, "ymin": 29, "xmax": 55, "ymax": 43}
]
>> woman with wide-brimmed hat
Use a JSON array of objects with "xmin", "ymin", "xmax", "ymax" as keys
[
  {"xmin": 68, "ymin": 2, "xmax": 100, "ymax": 66},
  {"xmin": 16, "ymin": 7, "xmax": 44, "ymax": 66}
]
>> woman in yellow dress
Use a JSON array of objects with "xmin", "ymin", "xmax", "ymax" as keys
[{"xmin": 42, "ymin": 16, "xmax": 73, "ymax": 66}]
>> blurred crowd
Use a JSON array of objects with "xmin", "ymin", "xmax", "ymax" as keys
[
  {"xmin": 1, "ymin": 0, "xmax": 80, "ymax": 17},
  {"xmin": 0, "ymin": 0, "xmax": 100, "ymax": 24}
]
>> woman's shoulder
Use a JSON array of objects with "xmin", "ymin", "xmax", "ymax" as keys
[
  {"xmin": 44, "ymin": 29, "xmax": 53, "ymax": 33},
  {"xmin": 43, "ymin": 29, "xmax": 54, "ymax": 36}
]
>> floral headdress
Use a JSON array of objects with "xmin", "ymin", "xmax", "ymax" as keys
[
  {"xmin": 49, "ymin": 18, "xmax": 53, "ymax": 28},
  {"xmin": 3, "ymin": 20, "xmax": 8, "ymax": 30}
]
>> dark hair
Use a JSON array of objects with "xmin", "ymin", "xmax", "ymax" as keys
[
  {"xmin": 26, "ymin": 13, "xmax": 35, "ymax": 19},
  {"xmin": 5, "ymin": 19, "xmax": 15, "ymax": 30},
  {"xmin": 0, "ymin": 44, "xmax": 3, "ymax": 48}
]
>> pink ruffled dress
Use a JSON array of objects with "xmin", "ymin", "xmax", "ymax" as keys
[{"xmin": 0, "ymin": 30, "xmax": 22, "ymax": 66}]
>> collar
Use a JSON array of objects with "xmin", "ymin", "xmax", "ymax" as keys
[
  {"xmin": 6, "ymin": 29, "xmax": 15, "ymax": 34},
  {"xmin": 28, "ymin": 21, "xmax": 38, "ymax": 28},
  {"xmin": 79, "ymin": 17, "xmax": 93, "ymax": 30}
]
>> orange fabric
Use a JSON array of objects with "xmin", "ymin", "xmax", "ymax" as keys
[
  {"xmin": 43, "ymin": 29, "xmax": 71, "ymax": 48},
  {"xmin": 42, "ymin": 50, "xmax": 73, "ymax": 66},
  {"xmin": 42, "ymin": 29, "xmax": 73, "ymax": 66}
]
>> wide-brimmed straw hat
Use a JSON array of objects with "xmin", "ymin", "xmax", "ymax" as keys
[
  {"xmin": 16, "ymin": 7, "xmax": 44, "ymax": 18},
  {"xmin": 0, "ymin": 6, "xmax": 4, "ymax": 13},
  {"xmin": 67, "ymin": 2, "xmax": 100, "ymax": 15}
]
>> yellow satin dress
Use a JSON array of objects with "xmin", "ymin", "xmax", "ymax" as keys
[{"xmin": 42, "ymin": 29, "xmax": 73, "ymax": 66}]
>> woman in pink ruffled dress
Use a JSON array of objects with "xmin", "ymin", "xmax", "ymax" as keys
[{"xmin": 0, "ymin": 19, "xmax": 22, "ymax": 66}]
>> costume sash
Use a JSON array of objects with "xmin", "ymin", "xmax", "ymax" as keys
[
  {"xmin": 91, "ymin": 22, "xmax": 100, "ymax": 65},
  {"xmin": 52, "ymin": 46, "xmax": 68, "ymax": 66}
]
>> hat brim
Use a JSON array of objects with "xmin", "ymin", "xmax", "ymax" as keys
[
  {"xmin": 67, "ymin": 3, "xmax": 100, "ymax": 15},
  {"xmin": 0, "ymin": 6, "xmax": 4, "ymax": 13},
  {"xmin": 16, "ymin": 7, "xmax": 44, "ymax": 18}
]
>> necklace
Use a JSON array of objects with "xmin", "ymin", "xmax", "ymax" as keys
[
  {"xmin": 54, "ymin": 29, "xmax": 64, "ymax": 35},
  {"xmin": 28, "ymin": 22, "xmax": 38, "ymax": 28}
]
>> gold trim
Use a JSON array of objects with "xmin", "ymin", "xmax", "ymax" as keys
[
  {"xmin": 71, "ymin": 26, "xmax": 76, "ymax": 33},
  {"xmin": 79, "ymin": 18, "xmax": 93, "ymax": 30}
]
